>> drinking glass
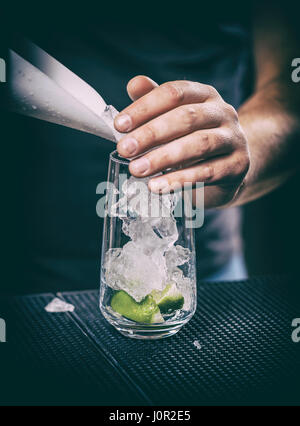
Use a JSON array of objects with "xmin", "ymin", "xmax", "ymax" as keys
[{"xmin": 100, "ymin": 150, "xmax": 197, "ymax": 339}]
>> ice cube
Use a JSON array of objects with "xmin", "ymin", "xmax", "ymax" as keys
[
  {"xmin": 193, "ymin": 340, "xmax": 201, "ymax": 350},
  {"xmin": 45, "ymin": 298, "xmax": 75, "ymax": 313},
  {"xmin": 104, "ymin": 176, "xmax": 192, "ymax": 302}
]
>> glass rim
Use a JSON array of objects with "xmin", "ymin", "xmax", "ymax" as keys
[{"xmin": 109, "ymin": 150, "xmax": 130, "ymax": 165}]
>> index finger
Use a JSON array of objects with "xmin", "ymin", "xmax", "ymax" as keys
[{"xmin": 114, "ymin": 80, "xmax": 214, "ymax": 133}]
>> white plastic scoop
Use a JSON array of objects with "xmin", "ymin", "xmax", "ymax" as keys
[{"xmin": 7, "ymin": 40, "xmax": 122, "ymax": 142}]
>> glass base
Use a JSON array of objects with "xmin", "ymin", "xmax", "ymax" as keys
[
  {"xmin": 115, "ymin": 325, "xmax": 182, "ymax": 340},
  {"xmin": 101, "ymin": 307, "xmax": 193, "ymax": 340}
]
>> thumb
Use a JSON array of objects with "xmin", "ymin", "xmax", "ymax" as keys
[{"xmin": 127, "ymin": 75, "xmax": 158, "ymax": 101}]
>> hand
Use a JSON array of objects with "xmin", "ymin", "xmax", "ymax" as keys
[{"xmin": 115, "ymin": 76, "xmax": 250, "ymax": 208}]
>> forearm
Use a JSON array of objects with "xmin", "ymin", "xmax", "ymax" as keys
[{"xmin": 232, "ymin": 78, "xmax": 300, "ymax": 206}]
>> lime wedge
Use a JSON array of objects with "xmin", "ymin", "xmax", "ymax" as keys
[
  {"xmin": 151, "ymin": 283, "xmax": 184, "ymax": 314},
  {"xmin": 110, "ymin": 291, "xmax": 164, "ymax": 324}
]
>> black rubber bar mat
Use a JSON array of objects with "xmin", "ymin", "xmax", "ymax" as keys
[
  {"xmin": 60, "ymin": 276, "xmax": 300, "ymax": 405},
  {"xmin": 0, "ymin": 293, "xmax": 146, "ymax": 405}
]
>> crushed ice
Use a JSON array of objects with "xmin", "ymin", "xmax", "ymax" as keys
[{"xmin": 104, "ymin": 176, "xmax": 192, "ymax": 305}]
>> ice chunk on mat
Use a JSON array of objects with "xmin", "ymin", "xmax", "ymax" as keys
[
  {"xmin": 45, "ymin": 298, "xmax": 75, "ymax": 313},
  {"xmin": 193, "ymin": 340, "xmax": 201, "ymax": 350}
]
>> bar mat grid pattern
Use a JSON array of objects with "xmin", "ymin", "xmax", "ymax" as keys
[
  {"xmin": 61, "ymin": 276, "xmax": 300, "ymax": 405},
  {"xmin": 1, "ymin": 276, "xmax": 299, "ymax": 405},
  {"xmin": 0, "ymin": 294, "xmax": 145, "ymax": 405}
]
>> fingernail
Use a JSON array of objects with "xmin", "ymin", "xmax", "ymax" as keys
[
  {"xmin": 130, "ymin": 158, "xmax": 150, "ymax": 175},
  {"xmin": 149, "ymin": 178, "xmax": 169, "ymax": 192},
  {"xmin": 119, "ymin": 137, "xmax": 138, "ymax": 156},
  {"xmin": 115, "ymin": 114, "xmax": 132, "ymax": 132}
]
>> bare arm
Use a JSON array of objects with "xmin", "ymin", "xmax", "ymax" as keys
[{"xmin": 236, "ymin": 3, "xmax": 300, "ymax": 205}]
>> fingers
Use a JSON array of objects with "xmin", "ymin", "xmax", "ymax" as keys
[
  {"xmin": 118, "ymin": 103, "xmax": 223, "ymax": 158},
  {"xmin": 147, "ymin": 152, "xmax": 249, "ymax": 194},
  {"xmin": 114, "ymin": 80, "xmax": 215, "ymax": 132},
  {"xmin": 127, "ymin": 75, "xmax": 158, "ymax": 101},
  {"xmin": 128, "ymin": 128, "xmax": 232, "ymax": 177}
]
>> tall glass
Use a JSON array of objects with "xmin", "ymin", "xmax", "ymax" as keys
[{"xmin": 100, "ymin": 151, "xmax": 197, "ymax": 339}]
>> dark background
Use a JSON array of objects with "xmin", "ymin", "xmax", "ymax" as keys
[
  {"xmin": 244, "ymin": 172, "xmax": 300, "ymax": 276},
  {"xmin": 0, "ymin": 2, "xmax": 299, "ymax": 295}
]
